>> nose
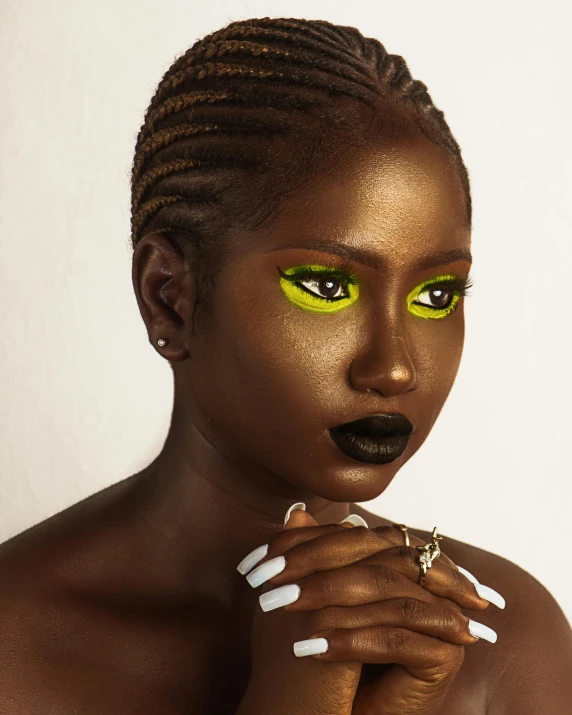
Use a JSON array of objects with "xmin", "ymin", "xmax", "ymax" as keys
[{"xmin": 349, "ymin": 316, "xmax": 419, "ymax": 398}]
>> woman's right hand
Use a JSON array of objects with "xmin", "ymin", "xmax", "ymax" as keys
[
  {"xmin": 235, "ymin": 507, "xmax": 502, "ymax": 715},
  {"xmin": 235, "ymin": 507, "xmax": 363, "ymax": 715}
]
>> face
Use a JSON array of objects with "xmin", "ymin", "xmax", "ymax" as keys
[{"xmin": 170, "ymin": 132, "xmax": 472, "ymax": 503}]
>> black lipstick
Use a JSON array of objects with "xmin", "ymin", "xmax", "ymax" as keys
[{"xmin": 329, "ymin": 414, "xmax": 414, "ymax": 465}]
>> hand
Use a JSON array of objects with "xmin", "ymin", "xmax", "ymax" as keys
[
  {"xmin": 238, "ymin": 508, "xmax": 504, "ymax": 715},
  {"xmin": 235, "ymin": 507, "xmax": 363, "ymax": 715}
]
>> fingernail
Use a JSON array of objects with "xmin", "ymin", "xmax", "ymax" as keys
[
  {"xmin": 293, "ymin": 637, "xmax": 329, "ymax": 657},
  {"xmin": 475, "ymin": 584, "xmax": 506, "ymax": 610},
  {"xmin": 284, "ymin": 502, "xmax": 306, "ymax": 526},
  {"xmin": 457, "ymin": 566, "xmax": 506, "ymax": 609},
  {"xmin": 246, "ymin": 555, "xmax": 286, "ymax": 588},
  {"xmin": 468, "ymin": 620, "xmax": 498, "ymax": 643},
  {"xmin": 457, "ymin": 565, "xmax": 479, "ymax": 585},
  {"xmin": 340, "ymin": 514, "xmax": 369, "ymax": 528},
  {"xmin": 259, "ymin": 584, "xmax": 300, "ymax": 612},
  {"xmin": 237, "ymin": 543, "xmax": 268, "ymax": 575}
]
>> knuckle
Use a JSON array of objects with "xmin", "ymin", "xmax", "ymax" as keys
[
  {"xmin": 373, "ymin": 525, "xmax": 404, "ymax": 545},
  {"xmin": 313, "ymin": 571, "xmax": 338, "ymax": 602},
  {"xmin": 395, "ymin": 545, "xmax": 417, "ymax": 570},
  {"xmin": 382, "ymin": 627, "xmax": 408, "ymax": 656},
  {"xmin": 296, "ymin": 538, "xmax": 319, "ymax": 571},
  {"xmin": 398, "ymin": 596, "xmax": 425, "ymax": 623},
  {"xmin": 370, "ymin": 563, "xmax": 398, "ymax": 592}
]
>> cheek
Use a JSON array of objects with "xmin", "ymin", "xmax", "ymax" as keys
[
  {"xmin": 227, "ymin": 299, "xmax": 356, "ymax": 411},
  {"xmin": 414, "ymin": 310, "xmax": 465, "ymax": 408},
  {"xmin": 193, "ymin": 273, "xmax": 360, "ymax": 436}
]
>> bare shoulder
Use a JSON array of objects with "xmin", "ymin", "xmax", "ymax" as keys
[
  {"xmin": 352, "ymin": 504, "xmax": 572, "ymax": 713},
  {"xmin": 427, "ymin": 526, "xmax": 572, "ymax": 714},
  {"xmin": 0, "ymin": 475, "xmax": 184, "ymax": 712}
]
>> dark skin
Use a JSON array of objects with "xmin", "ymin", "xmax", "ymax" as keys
[{"xmin": 1, "ymin": 128, "xmax": 571, "ymax": 714}]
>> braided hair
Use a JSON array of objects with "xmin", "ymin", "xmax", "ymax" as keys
[{"xmin": 130, "ymin": 17, "xmax": 471, "ymax": 329}]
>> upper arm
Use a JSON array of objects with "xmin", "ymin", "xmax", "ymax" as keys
[{"xmin": 486, "ymin": 561, "xmax": 572, "ymax": 714}]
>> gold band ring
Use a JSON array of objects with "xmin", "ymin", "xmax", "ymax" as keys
[
  {"xmin": 416, "ymin": 527, "xmax": 443, "ymax": 587},
  {"xmin": 393, "ymin": 523, "xmax": 410, "ymax": 547}
]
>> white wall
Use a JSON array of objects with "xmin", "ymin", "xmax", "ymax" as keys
[{"xmin": 1, "ymin": 0, "xmax": 570, "ymax": 624}]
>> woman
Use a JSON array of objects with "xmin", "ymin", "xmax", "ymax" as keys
[{"xmin": 0, "ymin": 15, "xmax": 570, "ymax": 714}]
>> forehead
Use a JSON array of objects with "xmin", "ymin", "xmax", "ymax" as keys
[{"xmin": 257, "ymin": 132, "xmax": 470, "ymax": 272}]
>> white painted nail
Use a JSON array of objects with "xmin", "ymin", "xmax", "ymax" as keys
[
  {"xmin": 293, "ymin": 637, "xmax": 329, "ymax": 657},
  {"xmin": 237, "ymin": 543, "xmax": 268, "ymax": 575},
  {"xmin": 468, "ymin": 620, "xmax": 498, "ymax": 643},
  {"xmin": 259, "ymin": 584, "xmax": 300, "ymax": 612},
  {"xmin": 284, "ymin": 502, "xmax": 306, "ymax": 526},
  {"xmin": 457, "ymin": 565, "xmax": 479, "ymax": 586},
  {"xmin": 340, "ymin": 514, "xmax": 369, "ymax": 528},
  {"xmin": 246, "ymin": 555, "xmax": 286, "ymax": 588},
  {"xmin": 457, "ymin": 566, "xmax": 506, "ymax": 609},
  {"xmin": 475, "ymin": 584, "xmax": 506, "ymax": 610}
]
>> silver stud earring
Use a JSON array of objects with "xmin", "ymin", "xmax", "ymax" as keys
[{"xmin": 157, "ymin": 338, "xmax": 168, "ymax": 347}]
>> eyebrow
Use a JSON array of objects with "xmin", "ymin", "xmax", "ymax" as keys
[{"xmin": 269, "ymin": 242, "xmax": 473, "ymax": 272}]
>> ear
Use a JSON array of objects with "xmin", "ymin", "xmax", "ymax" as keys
[{"xmin": 131, "ymin": 231, "xmax": 195, "ymax": 362}]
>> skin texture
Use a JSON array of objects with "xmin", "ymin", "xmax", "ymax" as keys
[{"xmin": 0, "ymin": 130, "xmax": 571, "ymax": 714}]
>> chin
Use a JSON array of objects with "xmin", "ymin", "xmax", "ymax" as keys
[{"xmin": 282, "ymin": 437, "xmax": 407, "ymax": 504}]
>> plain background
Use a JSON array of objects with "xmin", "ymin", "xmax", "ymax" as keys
[{"xmin": 1, "ymin": 0, "xmax": 570, "ymax": 625}]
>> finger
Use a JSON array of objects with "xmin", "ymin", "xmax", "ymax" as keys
[
  {"xmin": 351, "ymin": 527, "xmax": 495, "ymax": 607},
  {"xmin": 245, "ymin": 525, "xmax": 487, "ymax": 613},
  {"xmin": 390, "ymin": 527, "xmax": 456, "ymax": 570},
  {"xmin": 308, "ymin": 597, "xmax": 481, "ymax": 646},
  {"xmin": 236, "ymin": 502, "xmax": 328, "ymax": 575},
  {"xmin": 246, "ymin": 524, "xmax": 401, "ymax": 588},
  {"xmin": 283, "ymin": 503, "xmax": 319, "ymax": 530},
  {"xmin": 297, "ymin": 626, "xmax": 468, "ymax": 715},
  {"xmin": 294, "ymin": 623, "xmax": 469, "ymax": 675},
  {"xmin": 240, "ymin": 516, "xmax": 469, "ymax": 612},
  {"xmin": 261, "ymin": 561, "xmax": 440, "ymax": 612},
  {"xmin": 358, "ymin": 545, "xmax": 490, "ymax": 612}
]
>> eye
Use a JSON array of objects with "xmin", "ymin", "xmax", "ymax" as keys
[
  {"xmin": 296, "ymin": 274, "xmax": 350, "ymax": 301},
  {"xmin": 407, "ymin": 274, "xmax": 474, "ymax": 320},
  {"xmin": 277, "ymin": 263, "xmax": 360, "ymax": 314},
  {"xmin": 415, "ymin": 284, "xmax": 455, "ymax": 310}
]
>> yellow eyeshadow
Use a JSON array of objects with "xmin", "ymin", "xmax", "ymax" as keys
[
  {"xmin": 278, "ymin": 264, "xmax": 360, "ymax": 314},
  {"xmin": 407, "ymin": 274, "xmax": 461, "ymax": 319},
  {"xmin": 278, "ymin": 266, "xmax": 464, "ymax": 319}
]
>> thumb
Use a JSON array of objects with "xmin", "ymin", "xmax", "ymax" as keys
[{"xmin": 283, "ymin": 502, "xmax": 320, "ymax": 529}]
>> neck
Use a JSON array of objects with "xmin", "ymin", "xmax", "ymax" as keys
[{"xmin": 129, "ymin": 389, "xmax": 355, "ymax": 598}]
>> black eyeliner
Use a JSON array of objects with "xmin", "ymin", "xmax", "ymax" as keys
[{"xmin": 276, "ymin": 262, "xmax": 359, "ymax": 284}]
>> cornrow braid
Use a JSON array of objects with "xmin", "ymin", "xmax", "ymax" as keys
[{"xmin": 130, "ymin": 16, "xmax": 472, "ymax": 331}]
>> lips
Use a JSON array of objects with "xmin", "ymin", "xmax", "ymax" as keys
[{"xmin": 329, "ymin": 414, "xmax": 414, "ymax": 465}]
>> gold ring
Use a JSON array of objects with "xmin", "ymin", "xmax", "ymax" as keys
[
  {"xmin": 416, "ymin": 527, "xmax": 443, "ymax": 587},
  {"xmin": 392, "ymin": 523, "xmax": 410, "ymax": 547}
]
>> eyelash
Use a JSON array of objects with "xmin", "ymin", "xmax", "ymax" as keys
[
  {"xmin": 277, "ymin": 263, "xmax": 475, "ymax": 309},
  {"xmin": 276, "ymin": 260, "xmax": 360, "ymax": 303},
  {"xmin": 415, "ymin": 274, "xmax": 475, "ymax": 306}
]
